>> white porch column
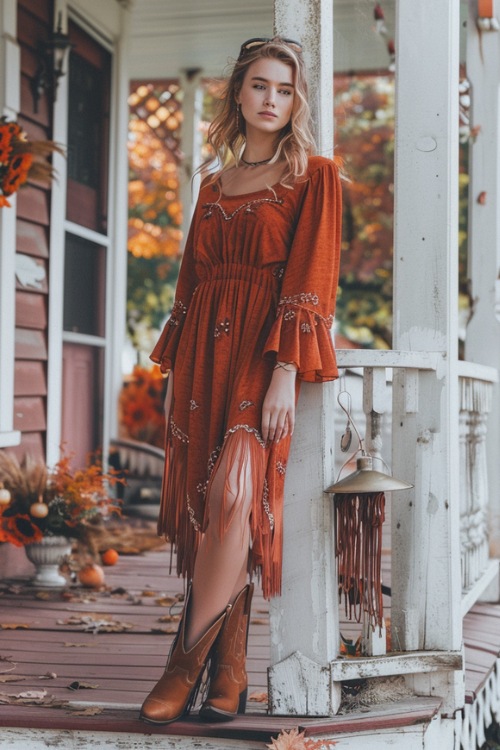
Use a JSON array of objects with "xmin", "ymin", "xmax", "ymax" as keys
[
  {"xmin": 105, "ymin": 2, "xmax": 131, "ymax": 458},
  {"xmin": 464, "ymin": 2, "xmax": 500, "ymax": 561},
  {"xmin": 268, "ymin": 0, "xmax": 340, "ymax": 717},
  {"xmin": 179, "ymin": 69, "xmax": 204, "ymax": 230},
  {"xmin": 0, "ymin": 0, "xmax": 21, "ymax": 448},
  {"xmin": 391, "ymin": 0, "xmax": 463, "ymax": 710}
]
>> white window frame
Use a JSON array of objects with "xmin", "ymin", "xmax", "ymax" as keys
[
  {"xmin": 46, "ymin": 1, "xmax": 129, "ymax": 464},
  {"xmin": 0, "ymin": 0, "xmax": 21, "ymax": 448}
]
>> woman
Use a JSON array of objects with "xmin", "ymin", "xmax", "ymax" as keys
[{"xmin": 140, "ymin": 36, "xmax": 342, "ymax": 725}]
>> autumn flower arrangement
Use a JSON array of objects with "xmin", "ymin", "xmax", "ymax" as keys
[
  {"xmin": 0, "ymin": 452, "xmax": 122, "ymax": 547},
  {"xmin": 119, "ymin": 365, "xmax": 167, "ymax": 448},
  {"xmin": 0, "ymin": 116, "xmax": 62, "ymax": 208}
]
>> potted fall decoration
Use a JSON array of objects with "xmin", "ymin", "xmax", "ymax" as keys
[
  {"xmin": 0, "ymin": 453, "xmax": 122, "ymax": 587},
  {"xmin": 119, "ymin": 365, "xmax": 167, "ymax": 448},
  {"xmin": 0, "ymin": 116, "xmax": 62, "ymax": 208}
]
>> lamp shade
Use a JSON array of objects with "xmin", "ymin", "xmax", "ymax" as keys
[{"xmin": 326, "ymin": 455, "xmax": 413, "ymax": 494}]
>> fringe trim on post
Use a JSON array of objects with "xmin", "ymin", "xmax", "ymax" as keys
[{"xmin": 335, "ymin": 491, "xmax": 385, "ymax": 631}]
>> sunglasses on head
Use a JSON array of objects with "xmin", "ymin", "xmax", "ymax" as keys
[{"xmin": 238, "ymin": 37, "xmax": 303, "ymax": 58}]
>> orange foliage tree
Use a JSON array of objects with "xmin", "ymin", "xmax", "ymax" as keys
[
  {"xmin": 334, "ymin": 73, "xmax": 395, "ymax": 349},
  {"xmin": 127, "ymin": 81, "xmax": 184, "ymax": 358}
]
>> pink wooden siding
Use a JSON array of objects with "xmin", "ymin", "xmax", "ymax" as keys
[{"xmin": 10, "ymin": 0, "xmax": 54, "ymax": 461}]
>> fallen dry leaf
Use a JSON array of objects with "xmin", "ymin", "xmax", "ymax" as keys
[
  {"xmin": 141, "ymin": 590, "xmax": 157, "ymax": 597},
  {"xmin": 267, "ymin": 728, "xmax": 307, "ymax": 750},
  {"xmin": 70, "ymin": 705, "xmax": 103, "ymax": 716},
  {"xmin": 0, "ymin": 675, "xmax": 25, "ymax": 684},
  {"xmin": 154, "ymin": 595, "xmax": 179, "ymax": 607},
  {"xmin": 248, "ymin": 691, "xmax": 268, "ymax": 702},
  {"xmin": 5, "ymin": 585, "xmax": 23, "ymax": 595},
  {"xmin": 64, "ymin": 642, "xmax": 94, "ymax": 648},
  {"xmin": 157, "ymin": 614, "xmax": 180, "ymax": 623},
  {"xmin": 0, "ymin": 662, "xmax": 16, "ymax": 674},
  {"xmin": 60, "ymin": 591, "xmax": 97, "ymax": 603},
  {"xmin": 150, "ymin": 626, "xmax": 178, "ymax": 635},
  {"xmin": 267, "ymin": 728, "xmax": 338, "ymax": 750},
  {"xmin": 0, "ymin": 691, "xmax": 67, "ymax": 709},
  {"xmin": 67, "ymin": 681, "xmax": 99, "ymax": 691},
  {"xmin": 35, "ymin": 591, "xmax": 51, "ymax": 600},
  {"xmin": 16, "ymin": 689, "xmax": 47, "ymax": 700},
  {"xmin": 110, "ymin": 587, "xmax": 128, "ymax": 595},
  {"xmin": 251, "ymin": 618, "xmax": 269, "ymax": 625},
  {"xmin": 57, "ymin": 615, "xmax": 133, "ymax": 634},
  {"xmin": 0, "ymin": 623, "xmax": 30, "ymax": 630}
]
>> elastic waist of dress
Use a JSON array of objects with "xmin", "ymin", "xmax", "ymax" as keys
[{"xmin": 198, "ymin": 263, "xmax": 282, "ymax": 290}]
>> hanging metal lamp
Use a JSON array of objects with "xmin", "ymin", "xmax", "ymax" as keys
[
  {"xmin": 327, "ymin": 387, "xmax": 413, "ymax": 638},
  {"xmin": 327, "ymin": 455, "xmax": 412, "ymax": 634},
  {"xmin": 327, "ymin": 454, "xmax": 413, "ymax": 494}
]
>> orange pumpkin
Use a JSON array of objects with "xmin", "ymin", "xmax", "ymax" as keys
[
  {"xmin": 101, "ymin": 548, "xmax": 119, "ymax": 566},
  {"xmin": 78, "ymin": 563, "xmax": 105, "ymax": 588}
]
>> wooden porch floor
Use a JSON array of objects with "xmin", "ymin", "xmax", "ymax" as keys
[{"xmin": 0, "ymin": 529, "xmax": 498, "ymax": 744}]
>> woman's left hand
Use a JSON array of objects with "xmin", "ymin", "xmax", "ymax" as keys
[{"xmin": 261, "ymin": 364, "xmax": 297, "ymax": 444}]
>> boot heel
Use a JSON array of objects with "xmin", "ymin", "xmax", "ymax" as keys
[
  {"xmin": 237, "ymin": 686, "xmax": 247, "ymax": 714},
  {"xmin": 199, "ymin": 584, "xmax": 254, "ymax": 723},
  {"xmin": 140, "ymin": 586, "xmax": 228, "ymax": 725}
]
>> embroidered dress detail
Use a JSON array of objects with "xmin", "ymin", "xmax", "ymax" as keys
[
  {"xmin": 214, "ymin": 318, "xmax": 231, "ymax": 338},
  {"xmin": 197, "ymin": 480, "xmax": 208, "ymax": 496},
  {"xmin": 167, "ymin": 299, "xmax": 188, "ymax": 327},
  {"xmin": 225, "ymin": 424, "xmax": 267, "ymax": 450},
  {"xmin": 301, "ymin": 322, "xmax": 313, "ymax": 333},
  {"xmin": 207, "ymin": 447, "xmax": 222, "ymax": 476},
  {"xmin": 239, "ymin": 400, "xmax": 254, "ymax": 411},
  {"xmin": 170, "ymin": 418, "xmax": 189, "ymax": 444},
  {"xmin": 202, "ymin": 196, "xmax": 284, "ymax": 222},
  {"xmin": 190, "ymin": 400, "xmax": 199, "ymax": 410},
  {"xmin": 276, "ymin": 461, "xmax": 287, "ymax": 476},
  {"xmin": 279, "ymin": 291, "xmax": 319, "ymax": 306},
  {"xmin": 262, "ymin": 479, "xmax": 275, "ymax": 531},
  {"xmin": 187, "ymin": 494, "xmax": 201, "ymax": 531}
]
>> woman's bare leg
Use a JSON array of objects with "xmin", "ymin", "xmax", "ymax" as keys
[{"xmin": 184, "ymin": 434, "xmax": 256, "ymax": 649}]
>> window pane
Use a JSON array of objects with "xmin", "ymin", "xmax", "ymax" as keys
[{"xmin": 63, "ymin": 233, "xmax": 106, "ymax": 337}]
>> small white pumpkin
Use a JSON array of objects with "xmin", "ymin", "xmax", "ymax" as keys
[
  {"xmin": 30, "ymin": 501, "xmax": 49, "ymax": 519},
  {"xmin": 0, "ymin": 485, "xmax": 11, "ymax": 505}
]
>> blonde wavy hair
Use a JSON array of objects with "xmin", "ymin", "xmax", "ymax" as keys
[{"xmin": 206, "ymin": 37, "xmax": 316, "ymax": 187}]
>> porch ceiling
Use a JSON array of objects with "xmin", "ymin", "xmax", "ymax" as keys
[{"xmin": 128, "ymin": 0, "xmax": 396, "ymax": 81}]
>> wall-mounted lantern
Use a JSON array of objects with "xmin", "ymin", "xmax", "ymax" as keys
[{"xmin": 32, "ymin": 12, "xmax": 74, "ymax": 112}]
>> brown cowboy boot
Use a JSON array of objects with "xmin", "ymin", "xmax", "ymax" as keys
[
  {"xmin": 140, "ymin": 587, "xmax": 228, "ymax": 725},
  {"xmin": 199, "ymin": 583, "xmax": 254, "ymax": 722}
]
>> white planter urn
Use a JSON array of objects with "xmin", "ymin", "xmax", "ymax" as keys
[{"xmin": 25, "ymin": 536, "xmax": 72, "ymax": 587}]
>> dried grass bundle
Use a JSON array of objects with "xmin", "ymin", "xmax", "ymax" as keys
[
  {"xmin": 14, "ymin": 139, "xmax": 65, "ymax": 184},
  {"xmin": 0, "ymin": 452, "xmax": 48, "ymax": 502}
]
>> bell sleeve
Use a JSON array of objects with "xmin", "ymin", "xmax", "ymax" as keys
[
  {"xmin": 150, "ymin": 202, "xmax": 200, "ymax": 374},
  {"xmin": 263, "ymin": 159, "xmax": 342, "ymax": 383}
]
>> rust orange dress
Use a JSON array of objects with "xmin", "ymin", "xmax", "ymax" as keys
[{"xmin": 151, "ymin": 155, "xmax": 342, "ymax": 598}]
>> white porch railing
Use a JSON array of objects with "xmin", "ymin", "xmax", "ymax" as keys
[
  {"xmin": 269, "ymin": 349, "xmax": 498, "ymax": 716},
  {"xmin": 339, "ymin": 350, "xmax": 498, "ymax": 611},
  {"xmin": 458, "ymin": 362, "xmax": 496, "ymax": 598}
]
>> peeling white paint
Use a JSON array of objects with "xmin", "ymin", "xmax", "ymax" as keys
[{"xmin": 15, "ymin": 254, "xmax": 46, "ymax": 289}]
